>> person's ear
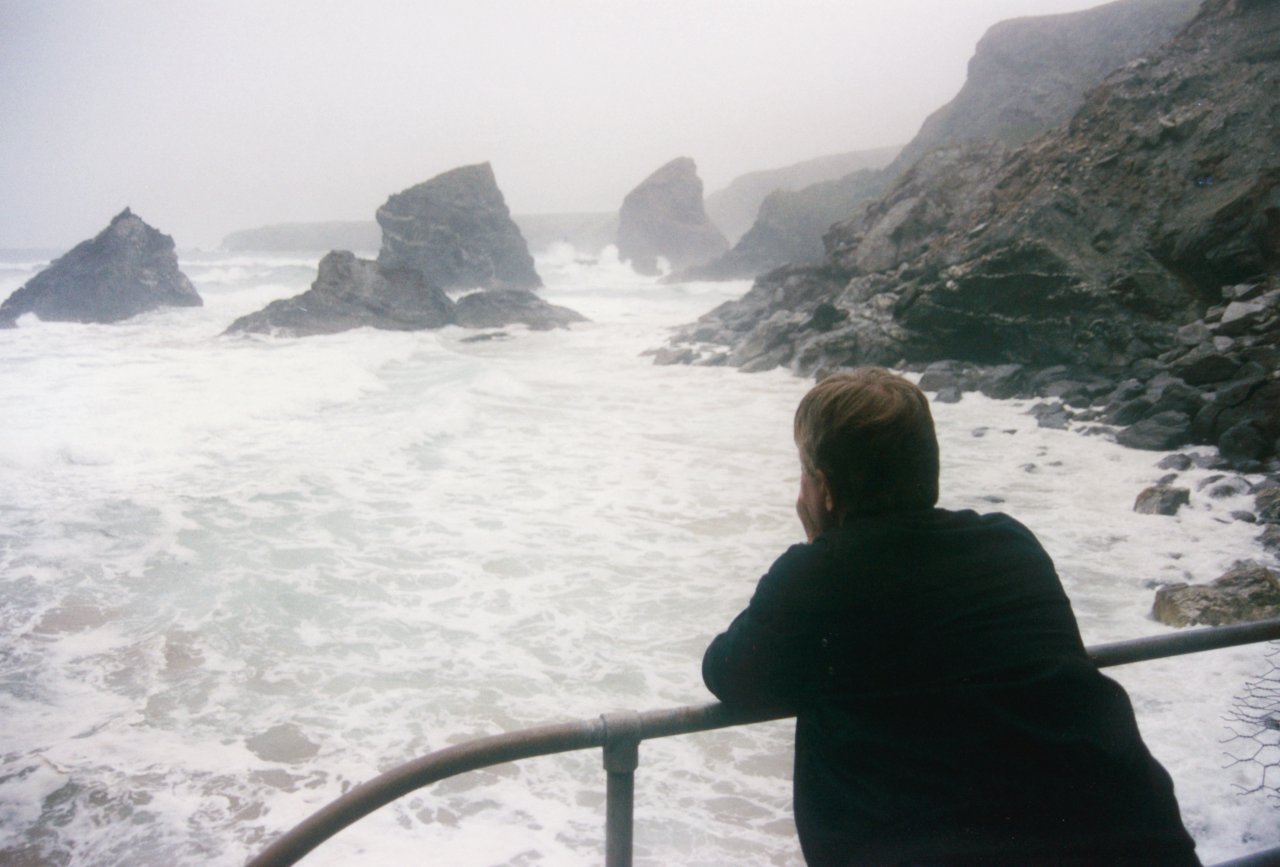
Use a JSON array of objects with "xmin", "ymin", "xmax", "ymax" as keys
[{"xmin": 815, "ymin": 469, "xmax": 835, "ymax": 514}]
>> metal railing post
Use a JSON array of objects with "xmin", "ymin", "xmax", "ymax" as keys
[{"xmin": 601, "ymin": 710, "xmax": 642, "ymax": 867}]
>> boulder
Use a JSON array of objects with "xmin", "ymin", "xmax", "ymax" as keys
[
  {"xmin": 376, "ymin": 163, "xmax": 541, "ymax": 291},
  {"xmin": 616, "ymin": 157, "xmax": 728, "ymax": 275},
  {"xmin": 1152, "ymin": 561, "xmax": 1280, "ymax": 627},
  {"xmin": 224, "ymin": 251, "xmax": 455, "ymax": 336},
  {"xmin": 1134, "ymin": 484, "xmax": 1190, "ymax": 516},
  {"xmin": 453, "ymin": 289, "xmax": 586, "ymax": 331},
  {"xmin": 1116, "ymin": 411, "xmax": 1193, "ymax": 451},
  {"xmin": 1, "ymin": 208, "xmax": 201, "ymax": 326}
]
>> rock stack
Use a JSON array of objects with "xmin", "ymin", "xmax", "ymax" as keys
[
  {"xmin": 1, "ymin": 209, "xmax": 201, "ymax": 327},
  {"xmin": 227, "ymin": 165, "xmax": 584, "ymax": 337},
  {"xmin": 615, "ymin": 158, "xmax": 728, "ymax": 276}
]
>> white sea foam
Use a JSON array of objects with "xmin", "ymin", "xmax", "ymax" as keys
[{"xmin": 0, "ymin": 248, "xmax": 1276, "ymax": 865}]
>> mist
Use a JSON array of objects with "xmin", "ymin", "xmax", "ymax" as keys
[{"xmin": 2, "ymin": 0, "xmax": 1117, "ymax": 250}]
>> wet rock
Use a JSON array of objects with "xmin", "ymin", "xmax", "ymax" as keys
[
  {"xmin": 0, "ymin": 208, "xmax": 201, "ymax": 326},
  {"xmin": 1259, "ymin": 524, "xmax": 1280, "ymax": 554},
  {"xmin": 1115, "ymin": 411, "xmax": 1193, "ymax": 451},
  {"xmin": 376, "ymin": 163, "xmax": 541, "ymax": 291},
  {"xmin": 1257, "ymin": 487, "xmax": 1280, "ymax": 524},
  {"xmin": 453, "ymin": 289, "xmax": 586, "ymax": 331},
  {"xmin": 246, "ymin": 723, "xmax": 320, "ymax": 763},
  {"xmin": 1157, "ymin": 453, "xmax": 1194, "ymax": 471},
  {"xmin": 1170, "ymin": 347, "xmax": 1241, "ymax": 385},
  {"xmin": 224, "ymin": 251, "xmax": 454, "ymax": 336},
  {"xmin": 1134, "ymin": 484, "xmax": 1190, "ymax": 515},
  {"xmin": 1030, "ymin": 402, "xmax": 1071, "ymax": 429},
  {"xmin": 1151, "ymin": 561, "xmax": 1280, "ymax": 627},
  {"xmin": 1219, "ymin": 421, "xmax": 1270, "ymax": 463}
]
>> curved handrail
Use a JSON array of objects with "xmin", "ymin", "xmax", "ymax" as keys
[{"xmin": 249, "ymin": 617, "xmax": 1280, "ymax": 866}]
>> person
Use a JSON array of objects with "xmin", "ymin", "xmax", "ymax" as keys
[{"xmin": 702, "ymin": 367, "xmax": 1199, "ymax": 866}]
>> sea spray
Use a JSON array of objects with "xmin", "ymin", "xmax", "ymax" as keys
[{"xmin": 0, "ymin": 245, "xmax": 1274, "ymax": 865}]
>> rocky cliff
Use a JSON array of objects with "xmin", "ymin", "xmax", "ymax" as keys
[
  {"xmin": 892, "ymin": 0, "xmax": 1198, "ymax": 170},
  {"xmin": 686, "ymin": 0, "xmax": 1200, "ymax": 282},
  {"xmin": 703, "ymin": 146, "xmax": 901, "ymax": 245},
  {"xmin": 660, "ymin": 0, "xmax": 1280, "ymax": 464},
  {"xmin": 679, "ymin": 168, "xmax": 894, "ymax": 281},
  {"xmin": 615, "ymin": 157, "xmax": 728, "ymax": 276},
  {"xmin": 1, "ymin": 209, "xmax": 201, "ymax": 327},
  {"xmin": 376, "ymin": 163, "xmax": 541, "ymax": 290}
]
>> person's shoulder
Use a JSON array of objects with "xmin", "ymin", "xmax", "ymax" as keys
[{"xmin": 931, "ymin": 507, "xmax": 1041, "ymax": 538}]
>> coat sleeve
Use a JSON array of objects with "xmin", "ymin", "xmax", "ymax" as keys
[{"xmin": 701, "ymin": 541, "xmax": 830, "ymax": 707}]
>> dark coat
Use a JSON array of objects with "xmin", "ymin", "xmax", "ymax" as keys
[{"xmin": 702, "ymin": 508, "xmax": 1199, "ymax": 866}]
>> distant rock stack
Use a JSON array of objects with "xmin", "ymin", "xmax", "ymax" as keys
[
  {"xmin": 376, "ymin": 163, "xmax": 541, "ymax": 291},
  {"xmin": 0, "ymin": 208, "xmax": 201, "ymax": 327},
  {"xmin": 615, "ymin": 157, "xmax": 728, "ymax": 276}
]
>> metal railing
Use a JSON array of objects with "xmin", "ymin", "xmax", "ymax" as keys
[{"xmin": 249, "ymin": 617, "xmax": 1280, "ymax": 867}]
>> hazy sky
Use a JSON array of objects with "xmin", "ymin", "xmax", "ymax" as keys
[{"xmin": 1, "ymin": 0, "xmax": 1115, "ymax": 250}]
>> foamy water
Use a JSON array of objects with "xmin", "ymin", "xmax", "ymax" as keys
[{"xmin": 0, "ymin": 245, "xmax": 1276, "ymax": 865}]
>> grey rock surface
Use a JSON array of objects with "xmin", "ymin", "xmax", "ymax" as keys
[
  {"xmin": 454, "ymin": 289, "xmax": 587, "ymax": 331},
  {"xmin": 1, "ymin": 208, "xmax": 201, "ymax": 326},
  {"xmin": 376, "ymin": 163, "xmax": 541, "ymax": 291},
  {"xmin": 616, "ymin": 158, "xmax": 728, "ymax": 276},
  {"xmin": 224, "ymin": 250, "xmax": 455, "ymax": 336},
  {"xmin": 1152, "ymin": 561, "xmax": 1280, "ymax": 627}
]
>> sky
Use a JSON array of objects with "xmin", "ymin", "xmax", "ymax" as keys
[{"xmin": 1, "ymin": 0, "xmax": 1120, "ymax": 251}]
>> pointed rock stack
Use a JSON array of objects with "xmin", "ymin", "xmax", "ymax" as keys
[
  {"xmin": 1, "ymin": 208, "xmax": 201, "ymax": 327},
  {"xmin": 616, "ymin": 157, "xmax": 728, "ymax": 276}
]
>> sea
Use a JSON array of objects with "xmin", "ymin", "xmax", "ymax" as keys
[{"xmin": 0, "ymin": 244, "xmax": 1276, "ymax": 865}]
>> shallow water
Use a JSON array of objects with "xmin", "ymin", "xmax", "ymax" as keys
[{"xmin": 0, "ymin": 245, "xmax": 1276, "ymax": 865}]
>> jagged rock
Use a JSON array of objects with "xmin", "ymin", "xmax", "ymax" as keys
[
  {"xmin": 376, "ymin": 163, "xmax": 541, "ymax": 291},
  {"xmin": 1134, "ymin": 484, "xmax": 1190, "ymax": 515},
  {"xmin": 1, "ymin": 208, "xmax": 200, "ymax": 326},
  {"xmin": 1152, "ymin": 561, "xmax": 1280, "ymax": 627},
  {"xmin": 453, "ymin": 289, "xmax": 586, "ymax": 331},
  {"xmin": 224, "ymin": 250, "xmax": 455, "ymax": 336},
  {"xmin": 616, "ymin": 158, "xmax": 728, "ymax": 276}
]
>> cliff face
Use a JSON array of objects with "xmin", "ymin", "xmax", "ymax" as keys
[
  {"xmin": 688, "ymin": 0, "xmax": 1200, "ymax": 282},
  {"xmin": 669, "ymin": 0, "xmax": 1277, "ymax": 371},
  {"xmin": 1, "ymin": 209, "xmax": 201, "ymax": 326},
  {"xmin": 615, "ymin": 157, "xmax": 728, "ymax": 276},
  {"xmin": 893, "ymin": 0, "xmax": 1199, "ymax": 169}
]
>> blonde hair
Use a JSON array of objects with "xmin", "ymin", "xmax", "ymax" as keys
[{"xmin": 793, "ymin": 367, "xmax": 939, "ymax": 515}]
